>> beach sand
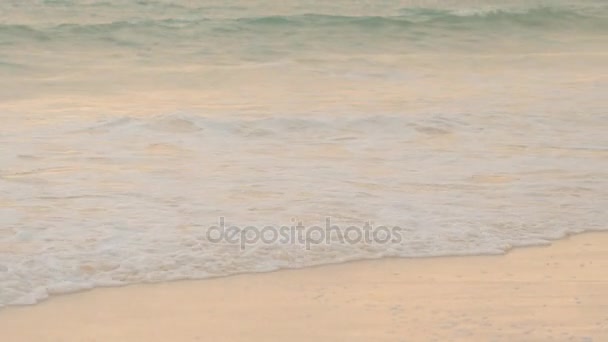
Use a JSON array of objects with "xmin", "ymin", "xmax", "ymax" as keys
[{"xmin": 1, "ymin": 233, "xmax": 607, "ymax": 342}]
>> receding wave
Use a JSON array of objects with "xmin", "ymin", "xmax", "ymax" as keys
[{"xmin": 3, "ymin": 109, "xmax": 608, "ymax": 308}]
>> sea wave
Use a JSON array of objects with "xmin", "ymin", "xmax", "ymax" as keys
[
  {"xmin": 239, "ymin": 7, "xmax": 606, "ymax": 29},
  {"xmin": 2, "ymin": 105, "xmax": 607, "ymax": 308},
  {"xmin": 1, "ymin": 6, "xmax": 607, "ymax": 44}
]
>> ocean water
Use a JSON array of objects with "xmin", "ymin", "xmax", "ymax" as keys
[{"xmin": 1, "ymin": 0, "xmax": 607, "ymax": 307}]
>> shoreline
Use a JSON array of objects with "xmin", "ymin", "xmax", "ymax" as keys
[
  {"xmin": 0, "ymin": 230, "xmax": 601, "ymax": 309},
  {"xmin": 1, "ymin": 232, "xmax": 607, "ymax": 341}
]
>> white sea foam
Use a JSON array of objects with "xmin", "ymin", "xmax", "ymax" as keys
[{"xmin": 2, "ymin": 106, "xmax": 607, "ymax": 308}]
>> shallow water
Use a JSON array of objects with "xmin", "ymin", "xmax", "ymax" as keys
[{"xmin": 1, "ymin": 0, "xmax": 607, "ymax": 307}]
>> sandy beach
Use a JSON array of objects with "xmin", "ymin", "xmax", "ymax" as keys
[{"xmin": 1, "ymin": 232, "xmax": 607, "ymax": 342}]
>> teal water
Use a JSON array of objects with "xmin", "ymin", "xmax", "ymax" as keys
[
  {"xmin": 2, "ymin": 2, "xmax": 608, "ymax": 57},
  {"xmin": 0, "ymin": 0, "xmax": 607, "ymax": 307}
]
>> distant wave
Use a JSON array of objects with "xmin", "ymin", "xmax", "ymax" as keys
[
  {"xmin": 1, "ymin": 7, "xmax": 607, "ymax": 44},
  {"xmin": 239, "ymin": 7, "xmax": 606, "ymax": 28}
]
